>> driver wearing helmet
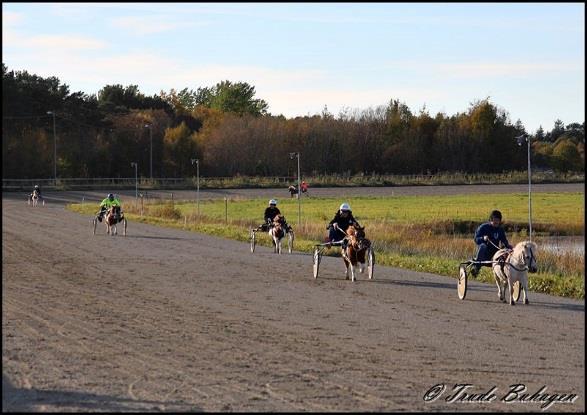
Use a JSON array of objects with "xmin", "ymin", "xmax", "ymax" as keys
[
  {"xmin": 257, "ymin": 199, "xmax": 283, "ymax": 232},
  {"xmin": 97, "ymin": 193, "xmax": 122, "ymax": 222},
  {"xmin": 471, "ymin": 209, "xmax": 513, "ymax": 277},
  {"xmin": 326, "ymin": 203, "xmax": 360, "ymax": 247}
]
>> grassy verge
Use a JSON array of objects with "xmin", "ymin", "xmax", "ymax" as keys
[{"xmin": 69, "ymin": 191, "xmax": 584, "ymax": 299}]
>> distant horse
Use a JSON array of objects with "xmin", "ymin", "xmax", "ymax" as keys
[
  {"xmin": 288, "ymin": 185, "xmax": 298, "ymax": 199},
  {"xmin": 29, "ymin": 189, "xmax": 43, "ymax": 207},
  {"xmin": 342, "ymin": 224, "xmax": 371, "ymax": 282},
  {"xmin": 492, "ymin": 240, "xmax": 537, "ymax": 305},
  {"xmin": 105, "ymin": 206, "xmax": 127, "ymax": 236},
  {"xmin": 269, "ymin": 214, "xmax": 287, "ymax": 254}
]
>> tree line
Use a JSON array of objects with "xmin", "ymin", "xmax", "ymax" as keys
[{"xmin": 2, "ymin": 63, "xmax": 584, "ymax": 179}]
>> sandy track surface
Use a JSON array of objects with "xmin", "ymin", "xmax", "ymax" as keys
[{"xmin": 2, "ymin": 188, "xmax": 584, "ymax": 412}]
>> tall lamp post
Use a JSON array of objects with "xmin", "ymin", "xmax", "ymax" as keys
[
  {"xmin": 516, "ymin": 134, "xmax": 532, "ymax": 240},
  {"xmin": 130, "ymin": 162, "xmax": 138, "ymax": 201},
  {"xmin": 144, "ymin": 124, "xmax": 153, "ymax": 179},
  {"xmin": 47, "ymin": 111, "xmax": 57, "ymax": 183},
  {"xmin": 191, "ymin": 158, "xmax": 200, "ymax": 216},
  {"xmin": 289, "ymin": 152, "xmax": 301, "ymax": 226}
]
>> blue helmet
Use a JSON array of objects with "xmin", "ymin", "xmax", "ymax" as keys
[{"xmin": 108, "ymin": 193, "xmax": 114, "ymax": 200}]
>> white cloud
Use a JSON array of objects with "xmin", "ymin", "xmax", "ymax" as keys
[
  {"xmin": 432, "ymin": 62, "xmax": 583, "ymax": 78},
  {"xmin": 2, "ymin": 11, "xmax": 24, "ymax": 26},
  {"xmin": 28, "ymin": 34, "xmax": 106, "ymax": 50},
  {"xmin": 109, "ymin": 16, "xmax": 204, "ymax": 35}
]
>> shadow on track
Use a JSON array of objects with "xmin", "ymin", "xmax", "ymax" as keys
[{"xmin": 2, "ymin": 375, "xmax": 200, "ymax": 412}]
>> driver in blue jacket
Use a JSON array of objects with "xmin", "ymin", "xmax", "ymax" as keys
[{"xmin": 471, "ymin": 210, "xmax": 513, "ymax": 277}]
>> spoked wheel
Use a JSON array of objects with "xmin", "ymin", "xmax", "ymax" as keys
[
  {"xmin": 457, "ymin": 264, "xmax": 468, "ymax": 300},
  {"xmin": 122, "ymin": 218, "xmax": 128, "ymax": 236},
  {"xmin": 287, "ymin": 231, "xmax": 294, "ymax": 254},
  {"xmin": 367, "ymin": 246, "xmax": 375, "ymax": 279},
  {"xmin": 92, "ymin": 217, "xmax": 98, "ymax": 235},
  {"xmin": 512, "ymin": 280, "xmax": 521, "ymax": 302},
  {"xmin": 313, "ymin": 247, "xmax": 321, "ymax": 279},
  {"xmin": 250, "ymin": 229, "xmax": 256, "ymax": 253}
]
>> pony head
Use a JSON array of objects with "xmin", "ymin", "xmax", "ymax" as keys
[
  {"xmin": 346, "ymin": 224, "xmax": 369, "ymax": 251},
  {"xmin": 514, "ymin": 240, "xmax": 538, "ymax": 273}
]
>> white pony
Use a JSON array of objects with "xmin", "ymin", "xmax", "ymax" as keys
[{"xmin": 492, "ymin": 240, "xmax": 538, "ymax": 305}]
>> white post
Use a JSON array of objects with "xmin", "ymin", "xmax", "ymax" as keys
[
  {"xmin": 192, "ymin": 158, "xmax": 200, "ymax": 216},
  {"xmin": 527, "ymin": 135, "xmax": 532, "ymax": 241},
  {"xmin": 517, "ymin": 134, "xmax": 532, "ymax": 241},
  {"xmin": 289, "ymin": 152, "xmax": 302, "ymax": 227},
  {"xmin": 297, "ymin": 153, "xmax": 301, "ymax": 227},
  {"xmin": 145, "ymin": 124, "xmax": 153, "ymax": 179},
  {"xmin": 47, "ymin": 111, "xmax": 57, "ymax": 183},
  {"xmin": 149, "ymin": 127, "xmax": 153, "ymax": 179},
  {"xmin": 131, "ymin": 162, "xmax": 138, "ymax": 202}
]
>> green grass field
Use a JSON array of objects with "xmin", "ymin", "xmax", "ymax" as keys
[{"xmin": 69, "ymin": 192, "xmax": 585, "ymax": 299}]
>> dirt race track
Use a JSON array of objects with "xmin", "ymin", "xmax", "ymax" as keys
[{"xmin": 2, "ymin": 185, "xmax": 585, "ymax": 412}]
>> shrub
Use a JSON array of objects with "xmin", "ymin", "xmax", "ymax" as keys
[{"xmin": 150, "ymin": 203, "xmax": 182, "ymax": 220}]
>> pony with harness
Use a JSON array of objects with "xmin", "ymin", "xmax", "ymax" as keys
[
  {"xmin": 28, "ymin": 189, "xmax": 44, "ymax": 206},
  {"xmin": 492, "ymin": 240, "xmax": 537, "ymax": 305},
  {"xmin": 269, "ymin": 214, "xmax": 287, "ymax": 254},
  {"xmin": 104, "ymin": 206, "xmax": 127, "ymax": 236},
  {"xmin": 341, "ymin": 224, "xmax": 373, "ymax": 281}
]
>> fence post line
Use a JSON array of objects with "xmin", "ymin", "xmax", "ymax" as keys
[{"xmin": 224, "ymin": 197, "xmax": 228, "ymax": 224}]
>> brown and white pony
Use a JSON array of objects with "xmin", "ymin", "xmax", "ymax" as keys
[
  {"xmin": 492, "ymin": 240, "xmax": 537, "ymax": 305},
  {"xmin": 105, "ymin": 206, "xmax": 123, "ymax": 236},
  {"xmin": 29, "ymin": 189, "xmax": 43, "ymax": 206},
  {"xmin": 342, "ymin": 224, "xmax": 371, "ymax": 281},
  {"xmin": 269, "ymin": 214, "xmax": 287, "ymax": 254}
]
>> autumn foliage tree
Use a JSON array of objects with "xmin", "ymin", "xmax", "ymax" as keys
[{"xmin": 2, "ymin": 63, "xmax": 584, "ymax": 179}]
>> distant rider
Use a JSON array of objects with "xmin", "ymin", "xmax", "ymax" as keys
[
  {"xmin": 30, "ymin": 184, "xmax": 43, "ymax": 202},
  {"xmin": 301, "ymin": 181, "xmax": 309, "ymax": 194},
  {"xmin": 97, "ymin": 193, "xmax": 122, "ymax": 222}
]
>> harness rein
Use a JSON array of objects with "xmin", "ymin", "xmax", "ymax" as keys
[{"xmin": 488, "ymin": 240, "xmax": 534, "ymax": 273}]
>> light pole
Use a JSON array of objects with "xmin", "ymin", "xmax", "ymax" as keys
[
  {"xmin": 516, "ymin": 134, "xmax": 532, "ymax": 240},
  {"xmin": 130, "ymin": 162, "xmax": 138, "ymax": 201},
  {"xmin": 289, "ymin": 152, "xmax": 301, "ymax": 226},
  {"xmin": 191, "ymin": 158, "xmax": 200, "ymax": 216},
  {"xmin": 144, "ymin": 124, "xmax": 153, "ymax": 179},
  {"xmin": 47, "ymin": 111, "xmax": 57, "ymax": 183}
]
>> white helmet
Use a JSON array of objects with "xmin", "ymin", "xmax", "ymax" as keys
[
  {"xmin": 339, "ymin": 203, "xmax": 351, "ymax": 212},
  {"xmin": 269, "ymin": 199, "xmax": 277, "ymax": 206}
]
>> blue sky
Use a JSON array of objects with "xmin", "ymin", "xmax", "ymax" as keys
[{"xmin": 2, "ymin": 3, "xmax": 584, "ymax": 133}]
